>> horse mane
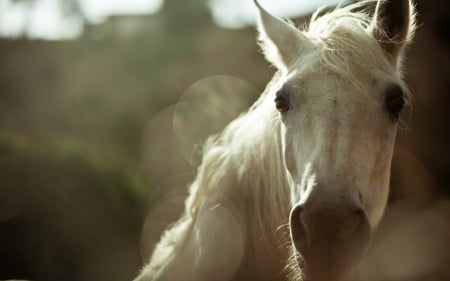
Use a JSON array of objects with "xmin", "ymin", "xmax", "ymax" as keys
[
  {"xmin": 308, "ymin": 0, "xmax": 416, "ymax": 48},
  {"xmin": 307, "ymin": 0, "xmax": 416, "ymax": 92},
  {"xmin": 186, "ymin": 71, "xmax": 291, "ymax": 245}
]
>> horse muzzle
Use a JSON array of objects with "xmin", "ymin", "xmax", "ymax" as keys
[{"xmin": 289, "ymin": 194, "xmax": 371, "ymax": 281}]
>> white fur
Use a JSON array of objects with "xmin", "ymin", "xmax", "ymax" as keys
[{"xmin": 135, "ymin": 1, "xmax": 416, "ymax": 280}]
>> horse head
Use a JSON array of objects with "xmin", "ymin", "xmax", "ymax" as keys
[{"xmin": 255, "ymin": 0, "xmax": 415, "ymax": 279}]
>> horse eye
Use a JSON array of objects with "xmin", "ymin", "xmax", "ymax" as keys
[
  {"xmin": 275, "ymin": 95, "xmax": 290, "ymax": 113},
  {"xmin": 385, "ymin": 86, "xmax": 405, "ymax": 121},
  {"xmin": 275, "ymin": 96, "xmax": 289, "ymax": 113}
]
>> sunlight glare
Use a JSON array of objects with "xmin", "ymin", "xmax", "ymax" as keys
[
  {"xmin": 210, "ymin": 0, "xmax": 345, "ymax": 28},
  {"xmin": 0, "ymin": 1, "xmax": 28, "ymax": 37},
  {"xmin": 27, "ymin": 0, "xmax": 83, "ymax": 39},
  {"xmin": 173, "ymin": 76, "xmax": 258, "ymax": 165},
  {"xmin": 79, "ymin": 0, "xmax": 164, "ymax": 24}
]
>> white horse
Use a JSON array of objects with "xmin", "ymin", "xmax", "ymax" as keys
[{"xmin": 135, "ymin": 0, "xmax": 416, "ymax": 280}]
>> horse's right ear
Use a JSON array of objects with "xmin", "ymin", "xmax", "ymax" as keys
[{"xmin": 254, "ymin": 0, "xmax": 311, "ymax": 71}]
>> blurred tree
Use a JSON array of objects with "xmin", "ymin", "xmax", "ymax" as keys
[
  {"xmin": 161, "ymin": 0, "xmax": 212, "ymax": 32},
  {"xmin": 1, "ymin": 0, "xmax": 215, "ymax": 38}
]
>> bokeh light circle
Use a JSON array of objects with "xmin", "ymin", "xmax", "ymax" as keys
[{"xmin": 173, "ymin": 75, "xmax": 259, "ymax": 165}]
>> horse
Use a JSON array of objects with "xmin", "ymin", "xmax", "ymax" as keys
[{"xmin": 134, "ymin": 0, "xmax": 416, "ymax": 280}]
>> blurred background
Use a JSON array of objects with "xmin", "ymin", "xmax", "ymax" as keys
[{"xmin": 0, "ymin": 0, "xmax": 449, "ymax": 280}]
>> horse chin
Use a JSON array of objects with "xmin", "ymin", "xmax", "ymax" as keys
[
  {"xmin": 296, "ymin": 235, "xmax": 370, "ymax": 281},
  {"xmin": 302, "ymin": 262, "xmax": 358, "ymax": 281}
]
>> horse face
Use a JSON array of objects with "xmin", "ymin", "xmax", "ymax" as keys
[
  {"xmin": 280, "ymin": 68, "xmax": 398, "ymax": 280},
  {"xmin": 255, "ymin": 0, "xmax": 414, "ymax": 279}
]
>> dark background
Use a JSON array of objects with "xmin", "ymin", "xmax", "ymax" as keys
[{"xmin": 0, "ymin": 0, "xmax": 449, "ymax": 280}]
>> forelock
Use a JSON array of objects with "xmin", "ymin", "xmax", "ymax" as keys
[{"xmin": 301, "ymin": 1, "xmax": 396, "ymax": 91}]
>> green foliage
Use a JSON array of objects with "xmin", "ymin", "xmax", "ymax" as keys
[
  {"xmin": 0, "ymin": 130, "xmax": 149, "ymax": 281},
  {"xmin": 0, "ymin": 130, "xmax": 149, "ymax": 205}
]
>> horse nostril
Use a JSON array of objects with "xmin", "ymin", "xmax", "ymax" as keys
[
  {"xmin": 350, "ymin": 207, "xmax": 371, "ymax": 246},
  {"xmin": 289, "ymin": 203, "xmax": 371, "ymax": 257}
]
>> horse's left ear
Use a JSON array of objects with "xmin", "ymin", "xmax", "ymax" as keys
[
  {"xmin": 371, "ymin": 0, "xmax": 416, "ymax": 61},
  {"xmin": 254, "ymin": 0, "xmax": 312, "ymax": 71}
]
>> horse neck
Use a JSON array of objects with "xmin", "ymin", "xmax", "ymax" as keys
[
  {"xmin": 186, "ymin": 74, "xmax": 291, "ymax": 260},
  {"xmin": 212, "ymin": 75, "xmax": 291, "ymax": 245},
  {"xmin": 239, "ymin": 96, "xmax": 291, "ymax": 231},
  {"xmin": 228, "ymin": 84, "xmax": 292, "ymax": 274}
]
